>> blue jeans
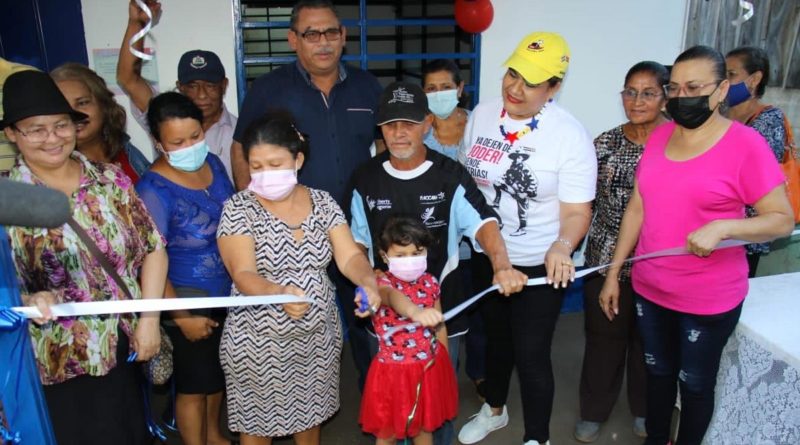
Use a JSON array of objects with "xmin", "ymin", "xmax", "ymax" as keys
[{"xmin": 635, "ymin": 295, "xmax": 742, "ymax": 445}]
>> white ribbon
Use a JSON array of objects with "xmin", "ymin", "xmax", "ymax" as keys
[
  {"xmin": 12, "ymin": 295, "xmax": 311, "ymax": 319},
  {"xmin": 384, "ymin": 230, "xmax": 800, "ymax": 340},
  {"xmin": 732, "ymin": 0, "xmax": 754, "ymax": 26},
  {"xmin": 129, "ymin": 0, "xmax": 155, "ymax": 61}
]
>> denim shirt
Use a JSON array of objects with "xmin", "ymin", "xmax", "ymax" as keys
[{"xmin": 122, "ymin": 135, "xmax": 151, "ymax": 178}]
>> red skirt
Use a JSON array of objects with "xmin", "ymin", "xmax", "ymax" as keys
[{"xmin": 359, "ymin": 344, "xmax": 458, "ymax": 439}]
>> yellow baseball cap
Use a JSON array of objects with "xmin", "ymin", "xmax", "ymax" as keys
[{"xmin": 504, "ymin": 32, "xmax": 570, "ymax": 84}]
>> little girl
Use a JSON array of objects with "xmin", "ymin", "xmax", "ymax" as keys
[{"xmin": 358, "ymin": 216, "xmax": 459, "ymax": 445}]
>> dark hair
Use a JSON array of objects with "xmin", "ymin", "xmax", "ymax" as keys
[
  {"xmin": 674, "ymin": 45, "xmax": 727, "ymax": 83},
  {"xmin": 423, "ymin": 59, "xmax": 462, "ymax": 86},
  {"xmin": 50, "ymin": 63, "xmax": 128, "ymax": 159},
  {"xmin": 290, "ymin": 0, "xmax": 339, "ymax": 30},
  {"xmin": 378, "ymin": 215, "xmax": 434, "ymax": 252},
  {"xmin": 726, "ymin": 46, "xmax": 769, "ymax": 97},
  {"xmin": 545, "ymin": 76, "xmax": 562, "ymax": 88},
  {"xmin": 422, "ymin": 59, "xmax": 469, "ymax": 108},
  {"xmin": 624, "ymin": 61, "xmax": 669, "ymax": 88},
  {"xmin": 146, "ymin": 92, "xmax": 203, "ymax": 142},
  {"xmin": 241, "ymin": 111, "xmax": 309, "ymax": 162}
]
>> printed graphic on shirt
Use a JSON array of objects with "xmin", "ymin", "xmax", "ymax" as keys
[
  {"xmin": 463, "ymin": 135, "xmax": 517, "ymax": 181},
  {"xmin": 465, "ymin": 133, "xmax": 537, "ymax": 236},
  {"xmin": 490, "ymin": 150, "xmax": 538, "ymax": 236}
]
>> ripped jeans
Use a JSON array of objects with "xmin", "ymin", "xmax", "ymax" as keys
[{"xmin": 634, "ymin": 294, "xmax": 742, "ymax": 445}]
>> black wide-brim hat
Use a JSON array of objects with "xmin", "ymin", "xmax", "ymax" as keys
[{"xmin": 0, "ymin": 70, "xmax": 88, "ymax": 129}]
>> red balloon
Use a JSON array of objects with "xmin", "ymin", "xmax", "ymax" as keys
[{"xmin": 454, "ymin": 0, "xmax": 494, "ymax": 34}]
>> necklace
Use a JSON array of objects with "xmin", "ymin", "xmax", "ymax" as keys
[{"xmin": 498, "ymin": 106, "xmax": 545, "ymax": 145}]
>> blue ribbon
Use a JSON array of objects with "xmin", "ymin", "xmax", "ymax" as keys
[
  {"xmin": 0, "ymin": 307, "xmax": 24, "ymax": 331},
  {"xmin": 0, "ymin": 308, "xmax": 26, "ymax": 444},
  {"xmin": 163, "ymin": 379, "xmax": 177, "ymax": 432},
  {"xmin": 140, "ymin": 379, "xmax": 167, "ymax": 441},
  {"xmin": 0, "ymin": 426, "xmax": 21, "ymax": 444}
]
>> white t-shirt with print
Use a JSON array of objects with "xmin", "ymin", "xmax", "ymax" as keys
[{"xmin": 460, "ymin": 97, "xmax": 597, "ymax": 266}]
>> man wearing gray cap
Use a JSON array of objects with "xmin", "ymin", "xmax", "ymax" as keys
[
  {"xmin": 349, "ymin": 81, "xmax": 528, "ymax": 445},
  {"xmin": 116, "ymin": 0, "xmax": 237, "ymax": 181}
]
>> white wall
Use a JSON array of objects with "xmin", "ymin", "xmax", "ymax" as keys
[
  {"xmin": 77, "ymin": 0, "xmax": 686, "ymax": 152},
  {"xmin": 479, "ymin": 0, "xmax": 688, "ymax": 137},
  {"xmin": 80, "ymin": 0, "xmax": 238, "ymax": 159}
]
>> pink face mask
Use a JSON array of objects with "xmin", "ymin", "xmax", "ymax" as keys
[
  {"xmin": 248, "ymin": 169, "xmax": 297, "ymax": 201},
  {"xmin": 387, "ymin": 254, "xmax": 428, "ymax": 282}
]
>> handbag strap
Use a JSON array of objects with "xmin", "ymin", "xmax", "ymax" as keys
[{"xmin": 66, "ymin": 216, "xmax": 134, "ymax": 301}]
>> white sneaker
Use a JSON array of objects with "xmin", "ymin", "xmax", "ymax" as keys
[
  {"xmin": 523, "ymin": 441, "xmax": 550, "ymax": 445},
  {"xmin": 458, "ymin": 403, "xmax": 509, "ymax": 444}
]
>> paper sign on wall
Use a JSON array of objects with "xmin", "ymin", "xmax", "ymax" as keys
[{"xmin": 91, "ymin": 48, "xmax": 159, "ymax": 94}]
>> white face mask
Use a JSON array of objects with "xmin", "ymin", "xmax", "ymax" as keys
[
  {"xmin": 387, "ymin": 254, "xmax": 428, "ymax": 282},
  {"xmin": 247, "ymin": 168, "xmax": 297, "ymax": 201},
  {"xmin": 426, "ymin": 89, "xmax": 459, "ymax": 119}
]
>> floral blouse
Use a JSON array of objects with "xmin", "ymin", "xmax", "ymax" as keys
[
  {"xmin": 6, "ymin": 152, "xmax": 165, "ymax": 385},
  {"xmin": 585, "ymin": 125, "xmax": 643, "ymax": 281},
  {"xmin": 745, "ymin": 106, "xmax": 787, "ymax": 255}
]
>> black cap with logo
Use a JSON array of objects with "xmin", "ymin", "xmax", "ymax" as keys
[{"xmin": 376, "ymin": 81, "xmax": 429, "ymax": 125}]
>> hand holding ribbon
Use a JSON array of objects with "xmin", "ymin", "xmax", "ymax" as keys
[
  {"xmin": 128, "ymin": 0, "xmax": 161, "ymax": 61},
  {"xmin": 383, "ymin": 230, "xmax": 800, "ymax": 340},
  {"xmin": 18, "ymin": 291, "xmax": 57, "ymax": 325},
  {"xmin": 281, "ymin": 285, "xmax": 309, "ymax": 320}
]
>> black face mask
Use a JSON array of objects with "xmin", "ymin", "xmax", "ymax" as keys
[{"xmin": 666, "ymin": 94, "xmax": 719, "ymax": 130}]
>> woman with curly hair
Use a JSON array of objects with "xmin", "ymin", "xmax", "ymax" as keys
[{"xmin": 52, "ymin": 63, "xmax": 150, "ymax": 182}]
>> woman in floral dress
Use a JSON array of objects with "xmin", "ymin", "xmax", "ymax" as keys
[{"xmin": 2, "ymin": 70, "xmax": 167, "ymax": 445}]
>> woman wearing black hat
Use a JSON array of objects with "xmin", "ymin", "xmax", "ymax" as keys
[{"xmin": 1, "ymin": 70, "xmax": 168, "ymax": 444}]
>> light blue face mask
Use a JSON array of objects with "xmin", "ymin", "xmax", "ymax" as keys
[
  {"xmin": 426, "ymin": 89, "xmax": 459, "ymax": 119},
  {"xmin": 165, "ymin": 139, "xmax": 209, "ymax": 172}
]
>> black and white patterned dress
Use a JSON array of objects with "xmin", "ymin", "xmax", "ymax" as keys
[
  {"xmin": 217, "ymin": 188, "xmax": 344, "ymax": 437},
  {"xmin": 585, "ymin": 125, "xmax": 644, "ymax": 281}
]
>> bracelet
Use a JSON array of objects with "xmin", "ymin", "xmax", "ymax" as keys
[{"xmin": 553, "ymin": 237, "xmax": 573, "ymax": 252}]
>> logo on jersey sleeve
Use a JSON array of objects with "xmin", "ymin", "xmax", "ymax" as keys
[{"xmin": 365, "ymin": 195, "xmax": 393, "ymax": 211}]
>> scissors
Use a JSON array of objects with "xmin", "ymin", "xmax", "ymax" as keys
[{"xmin": 356, "ymin": 286, "xmax": 378, "ymax": 315}]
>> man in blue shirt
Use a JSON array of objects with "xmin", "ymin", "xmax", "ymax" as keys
[{"xmin": 230, "ymin": 0, "xmax": 383, "ymax": 204}]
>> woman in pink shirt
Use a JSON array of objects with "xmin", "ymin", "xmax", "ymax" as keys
[{"xmin": 598, "ymin": 46, "xmax": 793, "ymax": 445}]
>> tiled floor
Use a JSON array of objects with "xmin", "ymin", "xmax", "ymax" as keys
[{"xmin": 160, "ymin": 311, "xmax": 643, "ymax": 444}]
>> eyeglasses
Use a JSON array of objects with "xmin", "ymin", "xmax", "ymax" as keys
[
  {"xmin": 663, "ymin": 81, "xmax": 721, "ymax": 98},
  {"xmin": 12, "ymin": 121, "xmax": 76, "ymax": 143},
  {"xmin": 620, "ymin": 89, "xmax": 663, "ymax": 102},
  {"xmin": 293, "ymin": 27, "xmax": 342, "ymax": 43}
]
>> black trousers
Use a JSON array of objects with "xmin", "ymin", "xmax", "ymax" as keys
[
  {"xmin": 474, "ymin": 253, "xmax": 564, "ymax": 443},
  {"xmin": 578, "ymin": 274, "xmax": 646, "ymax": 421},
  {"xmin": 43, "ymin": 328, "xmax": 148, "ymax": 445}
]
